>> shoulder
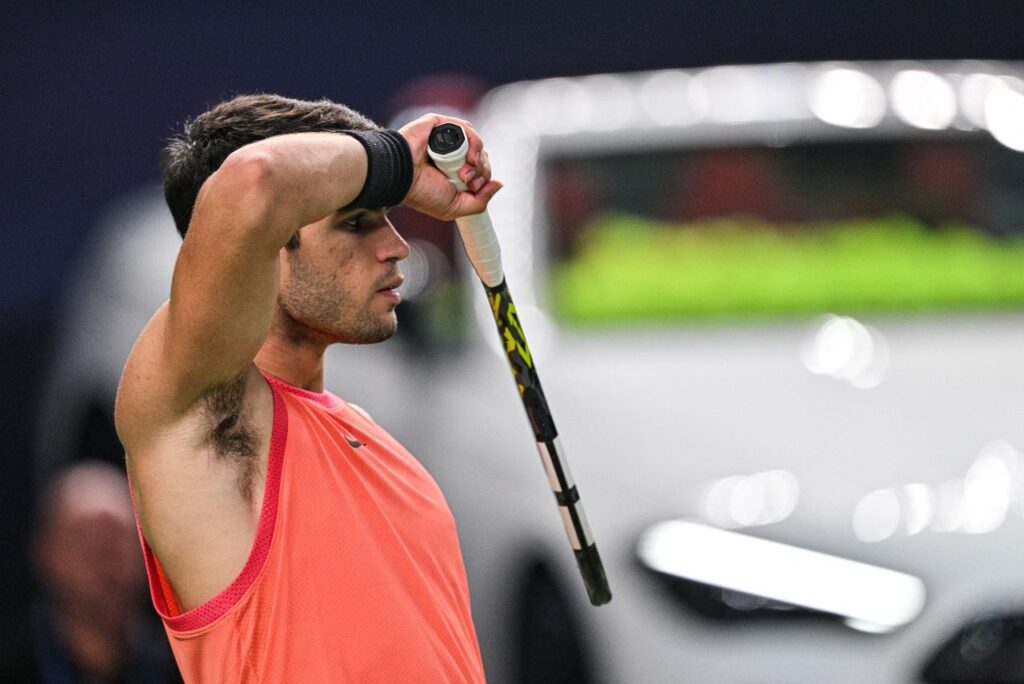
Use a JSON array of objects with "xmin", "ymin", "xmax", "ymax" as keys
[
  {"xmin": 348, "ymin": 402, "xmax": 374, "ymax": 422},
  {"xmin": 117, "ymin": 305, "xmax": 270, "ymax": 498},
  {"xmin": 115, "ymin": 302, "xmax": 173, "ymax": 451}
]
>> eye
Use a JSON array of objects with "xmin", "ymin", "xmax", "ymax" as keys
[
  {"xmin": 340, "ymin": 213, "xmax": 366, "ymax": 231},
  {"xmin": 342, "ymin": 208, "xmax": 393, "ymax": 232},
  {"xmin": 340, "ymin": 210, "xmax": 390, "ymax": 232}
]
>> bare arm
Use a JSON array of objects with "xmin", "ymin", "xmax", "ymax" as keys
[
  {"xmin": 118, "ymin": 133, "xmax": 368, "ymax": 444},
  {"xmin": 118, "ymin": 119, "xmax": 499, "ymax": 444}
]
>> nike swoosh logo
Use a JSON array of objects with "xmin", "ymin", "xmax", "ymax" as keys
[{"xmin": 344, "ymin": 436, "xmax": 363, "ymax": 448}]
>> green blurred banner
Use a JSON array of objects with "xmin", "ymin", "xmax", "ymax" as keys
[{"xmin": 553, "ymin": 213, "xmax": 1024, "ymax": 325}]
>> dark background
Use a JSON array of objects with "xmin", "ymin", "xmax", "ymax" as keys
[{"xmin": 3, "ymin": 0, "xmax": 1023, "ymax": 648}]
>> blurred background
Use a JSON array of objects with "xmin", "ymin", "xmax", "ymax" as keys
[{"xmin": 5, "ymin": 2, "xmax": 1024, "ymax": 682}]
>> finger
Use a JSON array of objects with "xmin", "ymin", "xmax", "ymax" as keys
[
  {"xmin": 476, "ymin": 150, "xmax": 491, "ymax": 181},
  {"xmin": 475, "ymin": 179, "xmax": 502, "ymax": 204},
  {"xmin": 469, "ymin": 138, "xmax": 484, "ymax": 166},
  {"xmin": 435, "ymin": 114, "xmax": 474, "ymax": 129},
  {"xmin": 457, "ymin": 180, "xmax": 503, "ymax": 215},
  {"xmin": 460, "ymin": 149, "xmax": 487, "ymax": 184}
]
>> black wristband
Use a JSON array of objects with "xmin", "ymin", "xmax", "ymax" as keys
[{"xmin": 342, "ymin": 129, "xmax": 413, "ymax": 210}]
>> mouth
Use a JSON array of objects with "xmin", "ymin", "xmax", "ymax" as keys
[
  {"xmin": 376, "ymin": 273, "xmax": 405, "ymax": 302},
  {"xmin": 377, "ymin": 275, "xmax": 404, "ymax": 291}
]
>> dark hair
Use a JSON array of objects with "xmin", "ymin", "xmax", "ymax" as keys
[{"xmin": 162, "ymin": 93, "xmax": 380, "ymax": 240}]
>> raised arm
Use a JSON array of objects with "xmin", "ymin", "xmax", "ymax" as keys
[
  {"xmin": 116, "ymin": 132, "xmax": 367, "ymax": 446},
  {"xmin": 174, "ymin": 134, "xmax": 369, "ymax": 393},
  {"xmin": 117, "ymin": 116, "xmax": 499, "ymax": 451}
]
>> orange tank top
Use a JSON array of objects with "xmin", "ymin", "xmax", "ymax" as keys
[{"xmin": 136, "ymin": 374, "xmax": 486, "ymax": 683}]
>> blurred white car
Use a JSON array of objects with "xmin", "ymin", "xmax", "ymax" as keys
[{"xmin": 40, "ymin": 61, "xmax": 1024, "ymax": 683}]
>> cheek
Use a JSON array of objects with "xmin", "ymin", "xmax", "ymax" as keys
[
  {"xmin": 326, "ymin": 238, "xmax": 357, "ymax": 261},
  {"xmin": 282, "ymin": 238, "xmax": 367, "ymax": 303},
  {"xmin": 323, "ymin": 245, "xmax": 365, "ymax": 287}
]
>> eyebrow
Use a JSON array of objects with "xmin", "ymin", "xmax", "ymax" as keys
[{"xmin": 338, "ymin": 208, "xmax": 390, "ymax": 217}]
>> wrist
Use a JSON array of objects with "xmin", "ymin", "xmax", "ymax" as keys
[{"xmin": 342, "ymin": 129, "xmax": 413, "ymax": 209}]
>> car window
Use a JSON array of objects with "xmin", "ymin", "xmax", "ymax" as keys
[{"xmin": 544, "ymin": 137, "xmax": 1024, "ymax": 325}]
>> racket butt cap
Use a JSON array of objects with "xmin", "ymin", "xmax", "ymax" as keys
[{"xmin": 575, "ymin": 544, "xmax": 612, "ymax": 606}]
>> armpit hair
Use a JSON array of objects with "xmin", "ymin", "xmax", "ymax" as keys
[{"xmin": 201, "ymin": 374, "xmax": 260, "ymax": 501}]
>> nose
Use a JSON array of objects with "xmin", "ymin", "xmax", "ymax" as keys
[{"xmin": 376, "ymin": 218, "xmax": 410, "ymax": 263}]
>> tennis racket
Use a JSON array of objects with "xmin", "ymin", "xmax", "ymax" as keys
[{"xmin": 427, "ymin": 123, "xmax": 611, "ymax": 606}]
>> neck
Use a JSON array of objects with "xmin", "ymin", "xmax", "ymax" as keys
[{"xmin": 255, "ymin": 309, "xmax": 329, "ymax": 392}]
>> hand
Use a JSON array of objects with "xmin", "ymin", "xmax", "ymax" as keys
[{"xmin": 399, "ymin": 114, "xmax": 502, "ymax": 221}]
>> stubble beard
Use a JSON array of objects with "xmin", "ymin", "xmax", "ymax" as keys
[{"xmin": 280, "ymin": 259, "xmax": 398, "ymax": 347}]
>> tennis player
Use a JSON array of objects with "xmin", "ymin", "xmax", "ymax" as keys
[{"xmin": 115, "ymin": 94, "xmax": 500, "ymax": 682}]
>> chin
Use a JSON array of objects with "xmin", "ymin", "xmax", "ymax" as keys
[{"xmin": 334, "ymin": 315, "xmax": 398, "ymax": 345}]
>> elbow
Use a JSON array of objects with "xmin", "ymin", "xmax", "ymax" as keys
[
  {"xmin": 195, "ymin": 147, "xmax": 281, "ymax": 228},
  {"xmin": 215, "ymin": 148, "xmax": 278, "ymax": 200}
]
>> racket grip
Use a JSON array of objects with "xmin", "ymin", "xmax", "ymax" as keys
[
  {"xmin": 454, "ymin": 213, "xmax": 503, "ymax": 288},
  {"xmin": 427, "ymin": 123, "xmax": 504, "ymax": 287}
]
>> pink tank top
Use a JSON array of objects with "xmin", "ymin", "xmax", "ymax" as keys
[{"xmin": 136, "ymin": 374, "xmax": 486, "ymax": 682}]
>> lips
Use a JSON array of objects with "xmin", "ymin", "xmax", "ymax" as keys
[
  {"xmin": 377, "ymin": 276, "xmax": 404, "ymax": 292},
  {"xmin": 376, "ymin": 272, "xmax": 404, "ymax": 303}
]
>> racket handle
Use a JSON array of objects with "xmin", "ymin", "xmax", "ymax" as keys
[{"xmin": 427, "ymin": 124, "xmax": 504, "ymax": 288}]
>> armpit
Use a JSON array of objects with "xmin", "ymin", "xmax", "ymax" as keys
[{"xmin": 201, "ymin": 374, "xmax": 260, "ymax": 500}]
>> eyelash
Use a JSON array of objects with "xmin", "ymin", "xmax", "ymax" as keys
[
  {"xmin": 342, "ymin": 214, "xmax": 368, "ymax": 230},
  {"xmin": 341, "ymin": 211, "xmax": 389, "ymax": 231}
]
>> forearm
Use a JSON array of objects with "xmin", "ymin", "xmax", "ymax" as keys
[{"xmin": 205, "ymin": 131, "xmax": 368, "ymax": 250}]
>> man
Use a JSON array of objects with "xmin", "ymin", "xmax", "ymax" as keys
[
  {"xmin": 114, "ymin": 94, "xmax": 501, "ymax": 682},
  {"xmin": 0, "ymin": 461, "xmax": 179, "ymax": 683}
]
